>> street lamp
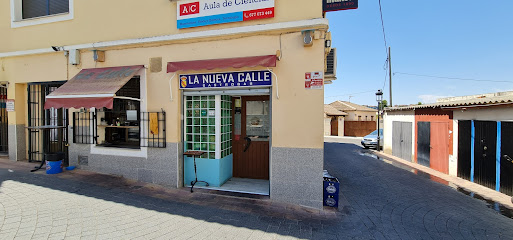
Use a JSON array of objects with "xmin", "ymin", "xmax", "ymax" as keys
[{"xmin": 376, "ymin": 90, "xmax": 383, "ymax": 151}]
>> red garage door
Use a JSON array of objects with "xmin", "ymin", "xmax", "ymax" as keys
[{"xmin": 430, "ymin": 122, "xmax": 449, "ymax": 174}]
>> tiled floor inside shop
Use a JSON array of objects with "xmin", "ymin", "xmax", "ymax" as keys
[{"xmin": 188, "ymin": 177, "xmax": 270, "ymax": 195}]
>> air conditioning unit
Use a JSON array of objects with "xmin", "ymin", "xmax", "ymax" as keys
[
  {"xmin": 69, "ymin": 49, "xmax": 80, "ymax": 65},
  {"xmin": 325, "ymin": 48, "xmax": 337, "ymax": 83}
]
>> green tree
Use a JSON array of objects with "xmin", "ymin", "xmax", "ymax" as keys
[
  {"xmin": 418, "ymin": 102, "xmax": 422, "ymax": 105},
  {"xmin": 379, "ymin": 100, "xmax": 388, "ymax": 109}
]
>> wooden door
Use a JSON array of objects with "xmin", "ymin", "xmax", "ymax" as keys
[
  {"xmin": 430, "ymin": 122, "xmax": 449, "ymax": 174},
  {"xmin": 232, "ymin": 96, "xmax": 270, "ymax": 179},
  {"xmin": 331, "ymin": 117, "xmax": 338, "ymax": 136}
]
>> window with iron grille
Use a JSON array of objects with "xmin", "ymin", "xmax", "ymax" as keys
[
  {"xmin": 72, "ymin": 77, "xmax": 166, "ymax": 148},
  {"xmin": 73, "ymin": 111, "xmax": 96, "ymax": 144},
  {"xmin": 22, "ymin": 0, "xmax": 69, "ymax": 19}
]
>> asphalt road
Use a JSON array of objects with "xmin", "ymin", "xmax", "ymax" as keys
[{"xmin": 325, "ymin": 142, "xmax": 513, "ymax": 239}]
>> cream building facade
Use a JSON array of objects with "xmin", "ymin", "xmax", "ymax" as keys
[{"xmin": 0, "ymin": 0, "xmax": 333, "ymax": 208}]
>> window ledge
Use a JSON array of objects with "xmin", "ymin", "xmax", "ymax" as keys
[
  {"xmin": 14, "ymin": 12, "xmax": 70, "ymax": 22},
  {"xmin": 91, "ymin": 144, "xmax": 147, "ymax": 158},
  {"xmin": 10, "ymin": 0, "xmax": 74, "ymax": 29},
  {"xmin": 11, "ymin": 12, "xmax": 73, "ymax": 28},
  {"xmin": 96, "ymin": 144, "xmax": 141, "ymax": 150}
]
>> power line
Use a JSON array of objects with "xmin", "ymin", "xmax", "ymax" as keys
[
  {"xmin": 378, "ymin": 0, "xmax": 388, "ymax": 52},
  {"xmin": 378, "ymin": 0, "xmax": 389, "ymax": 98},
  {"xmin": 394, "ymin": 72, "xmax": 513, "ymax": 83},
  {"xmin": 325, "ymin": 90, "xmax": 376, "ymax": 99}
]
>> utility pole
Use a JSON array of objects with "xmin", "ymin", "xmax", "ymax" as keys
[
  {"xmin": 388, "ymin": 47, "xmax": 392, "ymax": 107},
  {"xmin": 348, "ymin": 95, "xmax": 353, "ymax": 103}
]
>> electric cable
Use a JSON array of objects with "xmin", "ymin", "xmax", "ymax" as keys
[
  {"xmin": 394, "ymin": 72, "xmax": 513, "ymax": 83},
  {"xmin": 325, "ymin": 90, "xmax": 376, "ymax": 99},
  {"xmin": 378, "ymin": 0, "xmax": 388, "ymax": 52}
]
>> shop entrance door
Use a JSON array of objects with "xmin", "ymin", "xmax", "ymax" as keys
[
  {"xmin": 27, "ymin": 82, "xmax": 69, "ymax": 164},
  {"xmin": 232, "ymin": 96, "xmax": 270, "ymax": 180}
]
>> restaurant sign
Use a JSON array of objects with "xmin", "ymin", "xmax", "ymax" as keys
[
  {"xmin": 179, "ymin": 70, "xmax": 272, "ymax": 89},
  {"xmin": 323, "ymin": 0, "xmax": 358, "ymax": 12},
  {"xmin": 177, "ymin": 0, "xmax": 275, "ymax": 29}
]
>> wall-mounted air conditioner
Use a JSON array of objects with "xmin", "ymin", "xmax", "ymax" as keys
[{"xmin": 69, "ymin": 49, "xmax": 80, "ymax": 65}]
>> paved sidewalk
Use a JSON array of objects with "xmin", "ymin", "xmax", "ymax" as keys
[
  {"xmin": 0, "ymin": 158, "xmax": 338, "ymax": 240},
  {"xmin": 372, "ymin": 150, "xmax": 513, "ymax": 210}
]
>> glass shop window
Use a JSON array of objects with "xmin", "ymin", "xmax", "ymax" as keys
[
  {"xmin": 184, "ymin": 95, "xmax": 232, "ymax": 159},
  {"xmin": 96, "ymin": 77, "xmax": 141, "ymax": 149}
]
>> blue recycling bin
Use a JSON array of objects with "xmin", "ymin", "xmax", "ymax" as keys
[
  {"xmin": 323, "ymin": 176, "xmax": 340, "ymax": 208},
  {"xmin": 45, "ymin": 152, "xmax": 64, "ymax": 174}
]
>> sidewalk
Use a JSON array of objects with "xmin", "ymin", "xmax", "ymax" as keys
[
  {"xmin": 0, "ymin": 157, "xmax": 336, "ymax": 220},
  {"xmin": 0, "ymin": 157, "xmax": 343, "ymax": 239},
  {"xmin": 372, "ymin": 150, "xmax": 513, "ymax": 210}
]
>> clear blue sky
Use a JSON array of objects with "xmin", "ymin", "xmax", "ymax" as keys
[{"xmin": 325, "ymin": 0, "xmax": 513, "ymax": 106}]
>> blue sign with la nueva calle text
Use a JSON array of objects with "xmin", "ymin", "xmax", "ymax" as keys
[{"xmin": 179, "ymin": 70, "xmax": 273, "ymax": 89}]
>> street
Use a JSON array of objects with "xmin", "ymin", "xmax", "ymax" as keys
[
  {"xmin": 0, "ymin": 142, "xmax": 512, "ymax": 239},
  {"xmin": 325, "ymin": 141, "xmax": 513, "ymax": 239}
]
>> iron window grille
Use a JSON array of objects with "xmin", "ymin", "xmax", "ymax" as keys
[
  {"xmin": 72, "ymin": 110, "xmax": 166, "ymax": 148},
  {"xmin": 72, "ymin": 111, "xmax": 96, "ymax": 144},
  {"xmin": 140, "ymin": 111, "xmax": 166, "ymax": 148}
]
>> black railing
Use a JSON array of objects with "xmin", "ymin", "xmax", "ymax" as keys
[
  {"xmin": 73, "ymin": 111, "xmax": 96, "ymax": 144},
  {"xmin": 27, "ymin": 82, "xmax": 68, "ymax": 162},
  {"xmin": 72, "ymin": 110, "xmax": 166, "ymax": 148},
  {"xmin": 0, "ymin": 87, "xmax": 8, "ymax": 154},
  {"xmin": 140, "ymin": 111, "xmax": 166, "ymax": 148}
]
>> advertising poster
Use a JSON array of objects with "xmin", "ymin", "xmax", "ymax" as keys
[
  {"xmin": 177, "ymin": 0, "xmax": 275, "ymax": 29},
  {"xmin": 305, "ymin": 72, "xmax": 324, "ymax": 90}
]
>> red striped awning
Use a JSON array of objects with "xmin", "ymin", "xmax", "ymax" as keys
[
  {"xmin": 44, "ymin": 65, "xmax": 144, "ymax": 109},
  {"xmin": 167, "ymin": 55, "xmax": 276, "ymax": 72}
]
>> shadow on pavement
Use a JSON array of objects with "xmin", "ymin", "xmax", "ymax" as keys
[{"xmin": 0, "ymin": 158, "xmax": 339, "ymax": 239}]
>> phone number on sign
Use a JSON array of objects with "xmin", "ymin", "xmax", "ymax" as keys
[{"xmin": 243, "ymin": 7, "xmax": 274, "ymax": 21}]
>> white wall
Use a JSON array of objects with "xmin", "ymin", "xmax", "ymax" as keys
[
  {"xmin": 383, "ymin": 111, "xmax": 415, "ymax": 160},
  {"xmin": 324, "ymin": 116, "xmax": 331, "ymax": 136},
  {"xmin": 454, "ymin": 107, "xmax": 513, "ymax": 121},
  {"xmin": 338, "ymin": 116, "xmax": 345, "ymax": 136},
  {"xmin": 450, "ymin": 119, "xmax": 458, "ymax": 176}
]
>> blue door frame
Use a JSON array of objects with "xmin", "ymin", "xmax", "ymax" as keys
[{"xmin": 469, "ymin": 120, "xmax": 501, "ymax": 191}]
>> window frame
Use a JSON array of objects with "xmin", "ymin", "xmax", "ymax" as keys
[
  {"xmin": 96, "ymin": 77, "xmax": 142, "ymax": 149},
  {"xmin": 10, "ymin": 0, "xmax": 74, "ymax": 28}
]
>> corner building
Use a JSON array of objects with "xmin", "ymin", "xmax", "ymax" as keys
[{"xmin": 0, "ymin": 0, "xmax": 333, "ymax": 209}]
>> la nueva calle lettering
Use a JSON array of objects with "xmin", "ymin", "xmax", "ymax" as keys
[{"xmin": 180, "ymin": 71, "xmax": 272, "ymax": 88}]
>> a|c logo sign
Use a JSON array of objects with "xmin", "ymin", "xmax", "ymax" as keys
[{"xmin": 180, "ymin": 2, "xmax": 200, "ymax": 16}]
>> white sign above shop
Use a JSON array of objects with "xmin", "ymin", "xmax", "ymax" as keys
[{"xmin": 177, "ymin": 0, "xmax": 275, "ymax": 29}]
